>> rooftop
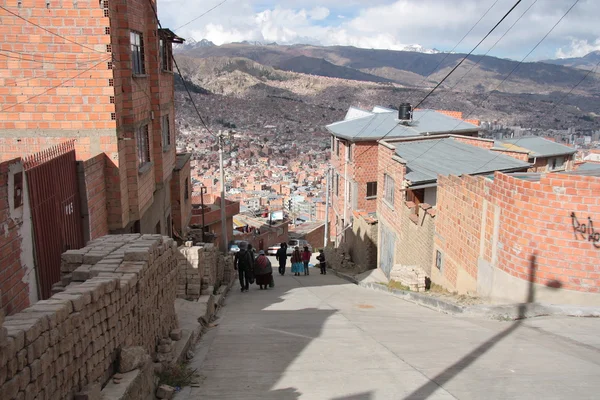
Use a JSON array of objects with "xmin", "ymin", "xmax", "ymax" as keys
[
  {"xmin": 326, "ymin": 107, "xmax": 479, "ymax": 142},
  {"xmin": 394, "ymin": 137, "xmax": 531, "ymax": 185},
  {"xmin": 493, "ymin": 137, "xmax": 576, "ymax": 158}
]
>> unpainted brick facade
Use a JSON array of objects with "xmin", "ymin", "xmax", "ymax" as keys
[
  {"xmin": 0, "ymin": 0, "xmax": 183, "ymax": 236},
  {"xmin": 435, "ymin": 172, "xmax": 600, "ymax": 304}
]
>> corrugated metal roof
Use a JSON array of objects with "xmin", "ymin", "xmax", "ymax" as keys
[
  {"xmin": 575, "ymin": 162, "xmax": 600, "ymax": 172},
  {"xmin": 395, "ymin": 138, "xmax": 531, "ymax": 185},
  {"xmin": 327, "ymin": 109, "xmax": 479, "ymax": 141},
  {"xmin": 494, "ymin": 137, "xmax": 576, "ymax": 158}
]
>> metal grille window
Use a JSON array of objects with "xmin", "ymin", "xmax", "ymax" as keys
[
  {"xmin": 436, "ymin": 250, "xmax": 443, "ymax": 271},
  {"xmin": 159, "ymin": 39, "xmax": 173, "ymax": 71},
  {"xmin": 366, "ymin": 181, "xmax": 377, "ymax": 198},
  {"xmin": 130, "ymin": 31, "xmax": 145, "ymax": 75},
  {"xmin": 383, "ymin": 173, "xmax": 394, "ymax": 205},
  {"xmin": 184, "ymin": 178, "xmax": 189, "ymax": 200},
  {"xmin": 136, "ymin": 124, "xmax": 150, "ymax": 167},
  {"xmin": 162, "ymin": 115, "xmax": 170, "ymax": 149}
]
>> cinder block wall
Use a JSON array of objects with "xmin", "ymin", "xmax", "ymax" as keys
[{"xmin": 0, "ymin": 234, "xmax": 179, "ymax": 399}]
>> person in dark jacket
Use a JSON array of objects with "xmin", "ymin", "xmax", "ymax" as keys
[
  {"xmin": 234, "ymin": 242, "xmax": 254, "ymax": 292},
  {"xmin": 316, "ymin": 249, "xmax": 326, "ymax": 275},
  {"xmin": 254, "ymin": 250, "xmax": 273, "ymax": 290},
  {"xmin": 276, "ymin": 242, "xmax": 288, "ymax": 276}
]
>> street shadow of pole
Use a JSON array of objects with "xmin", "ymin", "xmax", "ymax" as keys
[{"xmin": 403, "ymin": 254, "xmax": 539, "ymax": 400}]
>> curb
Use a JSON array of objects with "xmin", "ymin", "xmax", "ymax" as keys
[{"xmin": 331, "ymin": 269, "xmax": 600, "ymax": 320}]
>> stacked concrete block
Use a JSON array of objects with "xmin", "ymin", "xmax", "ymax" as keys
[
  {"xmin": 0, "ymin": 234, "xmax": 180, "ymax": 400},
  {"xmin": 390, "ymin": 265, "xmax": 428, "ymax": 292},
  {"xmin": 176, "ymin": 245, "xmax": 205, "ymax": 300}
]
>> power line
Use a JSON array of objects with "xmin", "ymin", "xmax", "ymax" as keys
[
  {"xmin": 0, "ymin": 51, "xmax": 107, "ymax": 65},
  {"xmin": 414, "ymin": 0, "xmax": 523, "ymax": 109},
  {"xmin": 0, "ymin": 5, "xmax": 108, "ymax": 55},
  {"xmin": 1, "ymin": 56, "xmax": 111, "ymax": 112},
  {"xmin": 0, "ymin": 48, "xmax": 108, "ymax": 61},
  {"xmin": 173, "ymin": 0, "xmax": 229, "ymax": 32},
  {"xmin": 146, "ymin": 0, "xmax": 215, "ymax": 137}
]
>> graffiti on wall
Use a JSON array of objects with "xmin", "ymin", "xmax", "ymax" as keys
[{"xmin": 571, "ymin": 212, "xmax": 600, "ymax": 249}]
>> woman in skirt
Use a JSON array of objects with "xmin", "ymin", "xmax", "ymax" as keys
[
  {"xmin": 290, "ymin": 246, "xmax": 304, "ymax": 276},
  {"xmin": 253, "ymin": 250, "xmax": 273, "ymax": 290}
]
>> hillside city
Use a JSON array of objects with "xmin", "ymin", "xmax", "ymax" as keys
[{"xmin": 0, "ymin": 0, "xmax": 600, "ymax": 399}]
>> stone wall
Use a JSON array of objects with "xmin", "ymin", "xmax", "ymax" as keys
[
  {"xmin": 0, "ymin": 234, "xmax": 179, "ymax": 399},
  {"xmin": 394, "ymin": 202, "xmax": 436, "ymax": 277},
  {"xmin": 177, "ymin": 243, "xmax": 235, "ymax": 300},
  {"xmin": 346, "ymin": 213, "xmax": 378, "ymax": 271}
]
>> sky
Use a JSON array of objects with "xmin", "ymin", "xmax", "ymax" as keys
[{"xmin": 158, "ymin": 0, "xmax": 600, "ymax": 60}]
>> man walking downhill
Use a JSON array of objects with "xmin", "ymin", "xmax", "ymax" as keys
[
  {"xmin": 301, "ymin": 246, "xmax": 312, "ymax": 276},
  {"xmin": 234, "ymin": 242, "xmax": 254, "ymax": 292},
  {"xmin": 276, "ymin": 242, "xmax": 288, "ymax": 276}
]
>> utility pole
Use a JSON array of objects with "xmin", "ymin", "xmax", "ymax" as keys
[
  {"xmin": 323, "ymin": 167, "xmax": 330, "ymax": 248},
  {"xmin": 217, "ymin": 130, "xmax": 229, "ymax": 252}
]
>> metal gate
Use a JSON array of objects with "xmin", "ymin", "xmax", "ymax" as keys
[
  {"xmin": 23, "ymin": 141, "xmax": 84, "ymax": 299},
  {"xmin": 379, "ymin": 224, "xmax": 395, "ymax": 278}
]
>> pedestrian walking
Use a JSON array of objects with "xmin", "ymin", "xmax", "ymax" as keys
[
  {"xmin": 301, "ymin": 246, "xmax": 312, "ymax": 276},
  {"xmin": 291, "ymin": 246, "xmax": 303, "ymax": 276},
  {"xmin": 233, "ymin": 242, "xmax": 254, "ymax": 292},
  {"xmin": 254, "ymin": 250, "xmax": 273, "ymax": 290},
  {"xmin": 247, "ymin": 243, "xmax": 257, "ymax": 260},
  {"xmin": 276, "ymin": 242, "xmax": 288, "ymax": 276},
  {"xmin": 316, "ymin": 249, "xmax": 326, "ymax": 275}
]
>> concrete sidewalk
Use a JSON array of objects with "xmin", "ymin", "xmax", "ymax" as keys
[{"xmin": 176, "ymin": 267, "xmax": 600, "ymax": 400}]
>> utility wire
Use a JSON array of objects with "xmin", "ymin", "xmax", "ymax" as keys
[
  {"xmin": 173, "ymin": 0, "xmax": 229, "ymax": 32},
  {"xmin": 0, "ymin": 56, "xmax": 111, "ymax": 112},
  {"xmin": 0, "ymin": 48, "xmax": 108, "ymax": 61},
  {"xmin": 351, "ymin": 0, "xmax": 527, "ymax": 162},
  {"xmin": 146, "ymin": 0, "xmax": 215, "ymax": 137},
  {"xmin": 0, "ymin": 51, "xmax": 107, "ymax": 65},
  {"xmin": 414, "ymin": 0, "xmax": 523, "ymax": 109},
  {"xmin": 0, "ymin": 5, "xmax": 108, "ymax": 55}
]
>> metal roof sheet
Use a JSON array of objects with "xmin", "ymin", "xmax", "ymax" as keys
[
  {"xmin": 395, "ymin": 138, "xmax": 531, "ymax": 185},
  {"xmin": 327, "ymin": 109, "xmax": 479, "ymax": 141},
  {"xmin": 576, "ymin": 162, "xmax": 600, "ymax": 172},
  {"xmin": 494, "ymin": 137, "xmax": 576, "ymax": 158}
]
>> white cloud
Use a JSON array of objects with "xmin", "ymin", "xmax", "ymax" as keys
[
  {"xmin": 158, "ymin": 0, "xmax": 600, "ymax": 59},
  {"xmin": 556, "ymin": 39, "xmax": 600, "ymax": 58}
]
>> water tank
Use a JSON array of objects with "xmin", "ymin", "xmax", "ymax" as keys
[{"xmin": 398, "ymin": 103, "xmax": 413, "ymax": 121}]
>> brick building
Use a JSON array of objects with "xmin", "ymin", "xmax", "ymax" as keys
[
  {"xmin": 493, "ymin": 136, "xmax": 577, "ymax": 173},
  {"xmin": 434, "ymin": 170, "xmax": 600, "ymax": 306},
  {"xmin": 0, "ymin": 0, "xmax": 191, "ymax": 240},
  {"xmin": 325, "ymin": 105, "xmax": 480, "ymax": 248},
  {"xmin": 375, "ymin": 135, "xmax": 530, "ymax": 278}
]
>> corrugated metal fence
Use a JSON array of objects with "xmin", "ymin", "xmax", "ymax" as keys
[{"xmin": 23, "ymin": 141, "xmax": 84, "ymax": 299}]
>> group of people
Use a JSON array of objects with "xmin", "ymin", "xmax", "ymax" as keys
[
  {"xmin": 233, "ymin": 242, "xmax": 274, "ymax": 291},
  {"xmin": 234, "ymin": 241, "xmax": 328, "ymax": 293},
  {"xmin": 275, "ymin": 243, "xmax": 327, "ymax": 276}
]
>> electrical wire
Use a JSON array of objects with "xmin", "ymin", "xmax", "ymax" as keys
[
  {"xmin": 0, "ymin": 56, "xmax": 111, "ymax": 112},
  {"xmin": 0, "ymin": 51, "xmax": 107, "ymax": 65},
  {"xmin": 414, "ymin": 0, "xmax": 523, "ymax": 109},
  {"xmin": 173, "ymin": 0, "xmax": 229, "ymax": 32},
  {"xmin": 146, "ymin": 0, "xmax": 215, "ymax": 137},
  {"xmin": 0, "ymin": 5, "xmax": 108, "ymax": 55}
]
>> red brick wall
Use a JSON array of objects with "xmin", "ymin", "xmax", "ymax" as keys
[
  {"xmin": 452, "ymin": 136, "xmax": 494, "ymax": 150},
  {"xmin": 491, "ymin": 149, "xmax": 530, "ymax": 162},
  {"xmin": 376, "ymin": 143, "xmax": 406, "ymax": 239},
  {"xmin": 83, "ymin": 154, "xmax": 109, "ymax": 240},
  {"xmin": 353, "ymin": 142, "xmax": 380, "ymax": 213},
  {"xmin": 436, "ymin": 171, "xmax": 600, "ymax": 294},
  {"xmin": 0, "ymin": 159, "xmax": 29, "ymax": 315}
]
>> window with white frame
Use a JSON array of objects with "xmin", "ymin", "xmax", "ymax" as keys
[
  {"xmin": 162, "ymin": 115, "xmax": 171, "ymax": 149},
  {"xmin": 383, "ymin": 173, "xmax": 394, "ymax": 205},
  {"xmin": 130, "ymin": 31, "xmax": 145, "ymax": 75},
  {"xmin": 136, "ymin": 124, "xmax": 150, "ymax": 167}
]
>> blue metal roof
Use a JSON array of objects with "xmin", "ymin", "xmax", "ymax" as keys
[
  {"xmin": 326, "ymin": 108, "xmax": 479, "ymax": 141},
  {"xmin": 493, "ymin": 137, "xmax": 576, "ymax": 158},
  {"xmin": 395, "ymin": 138, "xmax": 531, "ymax": 185}
]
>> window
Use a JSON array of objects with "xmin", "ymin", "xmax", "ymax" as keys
[
  {"xmin": 335, "ymin": 173, "xmax": 339, "ymax": 196},
  {"xmin": 130, "ymin": 31, "xmax": 145, "ymax": 75},
  {"xmin": 346, "ymin": 143, "xmax": 352, "ymax": 162},
  {"xmin": 548, "ymin": 157, "xmax": 565, "ymax": 172},
  {"xmin": 336, "ymin": 139, "xmax": 340, "ymax": 157},
  {"xmin": 436, "ymin": 250, "xmax": 443, "ymax": 271},
  {"xmin": 159, "ymin": 39, "xmax": 173, "ymax": 71},
  {"xmin": 136, "ymin": 124, "xmax": 150, "ymax": 167},
  {"xmin": 366, "ymin": 182, "xmax": 377, "ymax": 198},
  {"xmin": 162, "ymin": 115, "xmax": 171, "ymax": 149},
  {"xmin": 184, "ymin": 178, "xmax": 189, "ymax": 200},
  {"xmin": 383, "ymin": 173, "xmax": 394, "ymax": 205}
]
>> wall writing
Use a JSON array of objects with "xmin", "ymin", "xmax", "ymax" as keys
[{"xmin": 571, "ymin": 212, "xmax": 600, "ymax": 249}]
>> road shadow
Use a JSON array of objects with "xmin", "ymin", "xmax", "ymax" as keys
[{"xmin": 403, "ymin": 253, "xmax": 541, "ymax": 400}]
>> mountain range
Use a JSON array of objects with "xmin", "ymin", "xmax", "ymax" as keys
[{"xmin": 173, "ymin": 42, "xmax": 600, "ymax": 133}]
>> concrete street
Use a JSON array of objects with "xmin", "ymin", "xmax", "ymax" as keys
[{"xmin": 177, "ymin": 260, "xmax": 600, "ymax": 400}]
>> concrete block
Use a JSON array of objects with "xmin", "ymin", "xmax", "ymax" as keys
[
  {"xmin": 74, "ymin": 383, "xmax": 101, "ymax": 400},
  {"xmin": 169, "ymin": 329, "xmax": 182, "ymax": 341},
  {"xmin": 156, "ymin": 384, "xmax": 175, "ymax": 399},
  {"xmin": 118, "ymin": 346, "xmax": 149, "ymax": 373}
]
